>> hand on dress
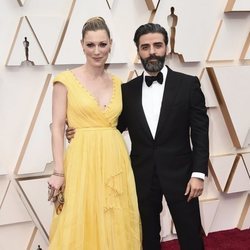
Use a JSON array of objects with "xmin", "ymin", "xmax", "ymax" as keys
[
  {"xmin": 65, "ymin": 126, "xmax": 75, "ymax": 143},
  {"xmin": 184, "ymin": 177, "xmax": 204, "ymax": 202}
]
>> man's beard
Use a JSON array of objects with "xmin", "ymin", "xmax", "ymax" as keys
[{"xmin": 140, "ymin": 55, "xmax": 165, "ymax": 73}]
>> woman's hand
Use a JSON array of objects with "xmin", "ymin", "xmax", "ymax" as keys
[
  {"xmin": 48, "ymin": 174, "xmax": 65, "ymax": 200},
  {"xmin": 48, "ymin": 173, "xmax": 65, "ymax": 214},
  {"xmin": 48, "ymin": 174, "xmax": 64, "ymax": 190}
]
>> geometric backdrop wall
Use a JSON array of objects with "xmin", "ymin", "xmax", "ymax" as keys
[{"xmin": 0, "ymin": 0, "xmax": 249, "ymax": 249}]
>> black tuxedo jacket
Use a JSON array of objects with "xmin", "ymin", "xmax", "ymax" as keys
[{"xmin": 118, "ymin": 66, "xmax": 209, "ymax": 201}]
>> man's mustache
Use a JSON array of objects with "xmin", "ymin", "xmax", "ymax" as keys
[{"xmin": 146, "ymin": 55, "xmax": 162, "ymax": 61}]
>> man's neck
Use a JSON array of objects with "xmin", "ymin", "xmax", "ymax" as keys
[{"xmin": 146, "ymin": 71, "xmax": 160, "ymax": 76}]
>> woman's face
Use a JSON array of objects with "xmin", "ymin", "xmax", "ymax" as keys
[{"xmin": 81, "ymin": 30, "xmax": 111, "ymax": 67}]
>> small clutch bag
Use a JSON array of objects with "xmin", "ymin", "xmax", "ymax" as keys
[{"xmin": 48, "ymin": 185, "xmax": 64, "ymax": 215}]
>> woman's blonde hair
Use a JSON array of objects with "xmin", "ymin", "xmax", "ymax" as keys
[{"xmin": 81, "ymin": 16, "xmax": 110, "ymax": 40}]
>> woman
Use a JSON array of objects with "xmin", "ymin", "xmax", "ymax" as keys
[{"xmin": 48, "ymin": 17, "xmax": 141, "ymax": 249}]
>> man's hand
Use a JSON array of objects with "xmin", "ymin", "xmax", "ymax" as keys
[
  {"xmin": 185, "ymin": 177, "xmax": 204, "ymax": 202},
  {"xmin": 65, "ymin": 127, "xmax": 75, "ymax": 143}
]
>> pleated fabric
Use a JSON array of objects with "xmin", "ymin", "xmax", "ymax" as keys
[{"xmin": 49, "ymin": 71, "xmax": 141, "ymax": 250}]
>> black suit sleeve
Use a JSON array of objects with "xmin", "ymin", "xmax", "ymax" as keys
[
  {"xmin": 190, "ymin": 77, "xmax": 209, "ymax": 175},
  {"xmin": 117, "ymin": 109, "xmax": 127, "ymax": 133},
  {"xmin": 117, "ymin": 85, "xmax": 127, "ymax": 133}
]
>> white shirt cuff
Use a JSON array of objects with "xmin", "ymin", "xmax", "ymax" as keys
[{"xmin": 191, "ymin": 172, "xmax": 205, "ymax": 180}]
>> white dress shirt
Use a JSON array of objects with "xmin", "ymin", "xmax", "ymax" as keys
[{"xmin": 142, "ymin": 66, "xmax": 205, "ymax": 180}]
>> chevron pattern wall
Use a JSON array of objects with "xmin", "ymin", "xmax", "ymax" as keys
[{"xmin": 0, "ymin": 0, "xmax": 249, "ymax": 249}]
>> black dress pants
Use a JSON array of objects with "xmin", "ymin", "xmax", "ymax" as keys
[{"xmin": 138, "ymin": 173, "xmax": 204, "ymax": 250}]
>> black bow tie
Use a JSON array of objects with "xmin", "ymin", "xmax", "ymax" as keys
[{"xmin": 145, "ymin": 72, "xmax": 163, "ymax": 87}]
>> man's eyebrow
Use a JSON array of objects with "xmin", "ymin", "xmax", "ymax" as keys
[
  {"xmin": 140, "ymin": 42, "xmax": 164, "ymax": 46},
  {"xmin": 140, "ymin": 43, "xmax": 150, "ymax": 47},
  {"xmin": 153, "ymin": 42, "xmax": 164, "ymax": 45}
]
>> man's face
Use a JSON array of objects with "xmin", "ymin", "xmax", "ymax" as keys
[{"xmin": 137, "ymin": 32, "xmax": 167, "ymax": 75}]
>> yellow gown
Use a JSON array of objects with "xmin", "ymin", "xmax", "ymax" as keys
[{"xmin": 49, "ymin": 71, "xmax": 141, "ymax": 250}]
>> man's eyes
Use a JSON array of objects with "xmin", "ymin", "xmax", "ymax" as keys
[
  {"xmin": 154, "ymin": 44, "xmax": 163, "ymax": 48},
  {"xmin": 140, "ymin": 44, "xmax": 163, "ymax": 50}
]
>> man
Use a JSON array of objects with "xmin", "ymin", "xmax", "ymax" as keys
[
  {"xmin": 117, "ymin": 23, "xmax": 209, "ymax": 250},
  {"xmin": 67, "ymin": 23, "xmax": 209, "ymax": 250}
]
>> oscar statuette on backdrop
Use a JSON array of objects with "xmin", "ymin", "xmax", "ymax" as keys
[
  {"xmin": 21, "ymin": 37, "xmax": 35, "ymax": 66},
  {"xmin": 167, "ymin": 7, "xmax": 178, "ymax": 55}
]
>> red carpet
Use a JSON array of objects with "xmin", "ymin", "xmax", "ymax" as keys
[{"xmin": 161, "ymin": 228, "xmax": 250, "ymax": 250}]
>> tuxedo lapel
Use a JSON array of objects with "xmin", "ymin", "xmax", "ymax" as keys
[
  {"xmin": 155, "ymin": 67, "xmax": 179, "ymax": 139},
  {"xmin": 132, "ymin": 75, "xmax": 154, "ymax": 140}
]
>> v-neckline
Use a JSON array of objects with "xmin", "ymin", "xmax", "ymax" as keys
[{"xmin": 69, "ymin": 70, "xmax": 116, "ymax": 112}]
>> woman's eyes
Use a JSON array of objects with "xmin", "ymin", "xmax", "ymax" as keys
[
  {"xmin": 86, "ymin": 43, "xmax": 107, "ymax": 48},
  {"xmin": 86, "ymin": 43, "xmax": 94, "ymax": 48},
  {"xmin": 99, "ymin": 42, "xmax": 107, "ymax": 48}
]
